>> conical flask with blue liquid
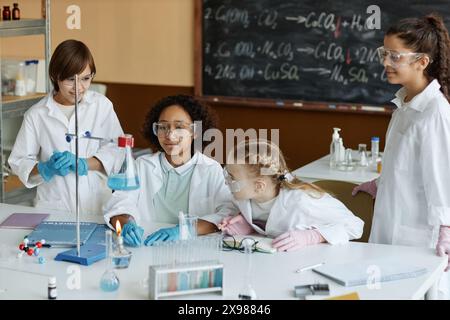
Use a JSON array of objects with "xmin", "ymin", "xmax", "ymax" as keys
[{"xmin": 107, "ymin": 134, "xmax": 140, "ymax": 191}]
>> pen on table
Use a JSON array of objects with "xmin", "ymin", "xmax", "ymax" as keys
[{"xmin": 295, "ymin": 262, "xmax": 325, "ymax": 273}]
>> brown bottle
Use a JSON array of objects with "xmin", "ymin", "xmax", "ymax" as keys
[
  {"xmin": 3, "ymin": 6, "xmax": 11, "ymax": 20},
  {"xmin": 12, "ymin": 3, "xmax": 20, "ymax": 20}
]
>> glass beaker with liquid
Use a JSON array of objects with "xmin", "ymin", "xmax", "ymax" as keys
[
  {"xmin": 100, "ymin": 230, "xmax": 120, "ymax": 292},
  {"xmin": 107, "ymin": 134, "xmax": 140, "ymax": 191}
]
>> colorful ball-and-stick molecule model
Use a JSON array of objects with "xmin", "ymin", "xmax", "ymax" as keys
[{"xmin": 18, "ymin": 237, "xmax": 46, "ymax": 264}]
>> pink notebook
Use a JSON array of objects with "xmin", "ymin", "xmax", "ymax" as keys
[{"xmin": 0, "ymin": 213, "xmax": 49, "ymax": 229}]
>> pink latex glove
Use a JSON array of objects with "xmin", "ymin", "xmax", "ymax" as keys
[
  {"xmin": 218, "ymin": 214, "xmax": 254, "ymax": 236},
  {"xmin": 436, "ymin": 226, "xmax": 450, "ymax": 272},
  {"xmin": 352, "ymin": 179, "xmax": 377, "ymax": 199},
  {"xmin": 272, "ymin": 229, "xmax": 325, "ymax": 252}
]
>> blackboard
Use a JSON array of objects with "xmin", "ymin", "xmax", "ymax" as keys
[{"xmin": 195, "ymin": 0, "xmax": 450, "ymax": 113}]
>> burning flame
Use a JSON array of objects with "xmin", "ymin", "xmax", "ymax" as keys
[{"xmin": 116, "ymin": 220, "xmax": 122, "ymax": 236}]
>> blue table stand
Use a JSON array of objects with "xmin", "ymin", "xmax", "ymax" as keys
[
  {"xmin": 55, "ymin": 244, "xmax": 106, "ymax": 266},
  {"xmin": 54, "ymin": 75, "xmax": 106, "ymax": 267}
]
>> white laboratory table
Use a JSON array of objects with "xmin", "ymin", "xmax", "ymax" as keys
[
  {"xmin": 292, "ymin": 153, "xmax": 380, "ymax": 184},
  {"xmin": 0, "ymin": 203, "xmax": 446, "ymax": 300}
]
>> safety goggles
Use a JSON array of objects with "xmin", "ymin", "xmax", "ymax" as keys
[
  {"xmin": 222, "ymin": 235, "xmax": 261, "ymax": 253},
  {"xmin": 223, "ymin": 167, "xmax": 247, "ymax": 193},
  {"xmin": 376, "ymin": 46, "xmax": 429, "ymax": 69},
  {"xmin": 152, "ymin": 121, "xmax": 196, "ymax": 137},
  {"xmin": 61, "ymin": 73, "xmax": 95, "ymax": 88}
]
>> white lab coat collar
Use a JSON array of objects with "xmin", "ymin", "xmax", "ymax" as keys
[
  {"xmin": 160, "ymin": 152, "xmax": 199, "ymax": 176},
  {"xmin": 145, "ymin": 151, "xmax": 218, "ymax": 191},
  {"xmin": 148, "ymin": 151, "xmax": 216, "ymax": 169},
  {"xmin": 44, "ymin": 91, "xmax": 94, "ymax": 126},
  {"xmin": 391, "ymin": 79, "xmax": 441, "ymax": 112}
]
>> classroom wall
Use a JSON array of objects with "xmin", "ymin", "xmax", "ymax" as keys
[
  {"xmin": 1, "ymin": 0, "xmax": 194, "ymax": 86},
  {"xmin": 103, "ymin": 83, "xmax": 390, "ymax": 170},
  {"xmin": 2, "ymin": 0, "xmax": 391, "ymax": 170}
]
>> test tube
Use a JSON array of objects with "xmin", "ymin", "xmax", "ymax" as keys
[{"xmin": 238, "ymin": 239, "xmax": 257, "ymax": 300}]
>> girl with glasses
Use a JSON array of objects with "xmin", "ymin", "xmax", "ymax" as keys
[
  {"xmin": 353, "ymin": 14, "xmax": 450, "ymax": 298},
  {"xmin": 103, "ymin": 95, "xmax": 238, "ymax": 246},
  {"xmin": 8, "ymin": 39, "xmax": 124, "ymax": 215},
  {"xmin": 201, "ymin": 139, "xmax": 364, "ymax": 252}
]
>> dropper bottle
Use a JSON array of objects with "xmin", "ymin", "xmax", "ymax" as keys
[{"xmin": 329, "ymin": 128, "xmax": 341, "ymax": 168}]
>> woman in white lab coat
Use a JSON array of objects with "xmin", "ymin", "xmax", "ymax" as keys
[
  {"xmin": 199, "ymin": 140, "xmax": 364, "ymax": 251},
  {"xmin": 8, "ymin": 40, "xmax": 123, "ymax": 215},
  {"xmin": 103, "ymin": 95, "xmax": 238, "ymax": 246},
  {"xmin": 353, "ymin": 15, "xmax": 450, "ymax": 297}
]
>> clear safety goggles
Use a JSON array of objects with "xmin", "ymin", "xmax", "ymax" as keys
[
  {"xmin": 376, "ymin": 46, "xmax": 430, "ymax": 69},
  {"xmin": 152, "ymin": 121, "xmax": 196, "ymax": 137},
  {"xmin": 61, "ymin": 73, "xmax": 95, "ymax": 88},
  {"xmin": 223, "ymin": 167, "xmax": 246, "ymax": 193}
]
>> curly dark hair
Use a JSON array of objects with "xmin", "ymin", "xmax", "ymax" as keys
[{"xmin": 142, "ymin": 95, "xmax": 218, "ymax": 153}]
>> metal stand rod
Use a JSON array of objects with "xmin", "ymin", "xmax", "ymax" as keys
[{"xmin": 75, "ymin": 75, "xmax": 80, "ymax": 257}]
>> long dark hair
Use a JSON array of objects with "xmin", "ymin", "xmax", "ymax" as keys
[{"xmin": 386, "ymin": 13, "xmax": 450, "ymax": 101}]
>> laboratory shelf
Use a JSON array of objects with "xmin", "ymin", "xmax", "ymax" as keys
[
  {"xmin": 0, "ymin": 1, "xmax": 50, "ymax": 203},
  {"xmin": 0, "ymin": 19, "xmax": 46, "ymax": 37},
  {"xmin": 2, "ymin": 175, "xmax": 35, "ymax": 206},
  {"xmin": 1, "ymin": 94, "xmax": 46, "ymax": 119}
]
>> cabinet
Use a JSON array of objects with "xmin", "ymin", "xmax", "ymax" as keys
[{"xmin": 0, "ymin": 0, "xmax": 51, "ymax": 204}]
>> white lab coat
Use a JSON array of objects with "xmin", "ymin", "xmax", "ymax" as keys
[
  {"xmin": 8, "ymin": 91, "xmax": 124, "ymax": 215},
  {"xmin": 202, "ymin": 188, "xmax": 364, "ymax": 244},
  {"xmin": 370, "ymin": 79, "xmax": 450, "ymax": 298},
  {"xmin": 103, "ymin": 152, "xmax": 239, "ymax": 228}
]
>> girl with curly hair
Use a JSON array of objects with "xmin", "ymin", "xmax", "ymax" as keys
[{"xmin": 103, "ymin": 95, "xmax": 238, "ymax": 246}]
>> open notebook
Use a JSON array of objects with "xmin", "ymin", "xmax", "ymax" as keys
[
  {"xmin": 0, "ymin": 213, "xmax": 49, "ymax": 229},
  {"xmin": 222, "ymin": 234, "xmax": 276, "ymax": 254},
  {"xmin": 312, "ymin": 259, "xmax": 428, "ymax": 287}
]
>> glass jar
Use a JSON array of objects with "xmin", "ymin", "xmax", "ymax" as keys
[
  {"xmin": 12, "ymin": 3, "xmax": 20, "ymax": 20},
  {"xmin": 358, "ymin": 143, "xmax": 369, "ymax": 167},
  {"xmin": 3, "ymin": 6, "xmax": 11, "ymax": 20}
]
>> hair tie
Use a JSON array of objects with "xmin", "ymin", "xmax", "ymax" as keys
[{"xmin": 278, "ymin": 174, "xmax": 287, "ymax": 182}]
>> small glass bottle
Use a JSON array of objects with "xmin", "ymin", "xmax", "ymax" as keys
[
  {"xmin": 371, "ymin": 137, "xmax": 380, "ymax": 165},
  {"xmin": 3, "ymin": 6, "xmax": 11, "ymax": 21},
  {"xmin": 15, "ymin": 62, "xmax": 27, "ymax": 96},
  {"xmin": 238, "ymin": 239, "xmax": 257, "ymax": 300},
  {"xmin": 48, "ymin": 277, "xmax": 57, "ymax": 299},
  {"xmin": 12, "ymin": 3, "xmax": 20, "ymax": 20},
  {"xmin": 358, "ymin": 144, "xmax": 369, "ymax": 167}
]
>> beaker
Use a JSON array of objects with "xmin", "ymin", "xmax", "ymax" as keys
[
  {"xmin": 14, "ymin": 62, "xmax": 26, "ymax": 96},
  {"xmin": 179, "ymin": 212, "xmax": 198, "ymax": 241},
  {"xmin": 112, "ymin": 232, "xmax": 132, "ymax": 269},
  {"xmin": 107, "ymin": 134, "xmax": 140, "ymax": 190},
  {"xmin": 358, "ymin": 144, "xmax": 369, "ymax": 167}
]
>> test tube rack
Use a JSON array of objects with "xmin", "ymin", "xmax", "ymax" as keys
[{"xmin": 148, "ymin": 261, "xmax": 224, "ymax": 300}]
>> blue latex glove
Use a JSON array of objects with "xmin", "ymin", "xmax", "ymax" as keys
[
  {"xmin": 144, "ymin": 226, "xmax": 180, "ymax": 246},
  {"xmin": 121, "ymin": 222, "xmax": 144, "ymax": 247},
  {"xmin": 54, "ymin": 151, "xmax": 88, "ymax": 176},
  {"xmin": 37, "ymin": 152, "xmax": 65, "ymax": 182}
]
